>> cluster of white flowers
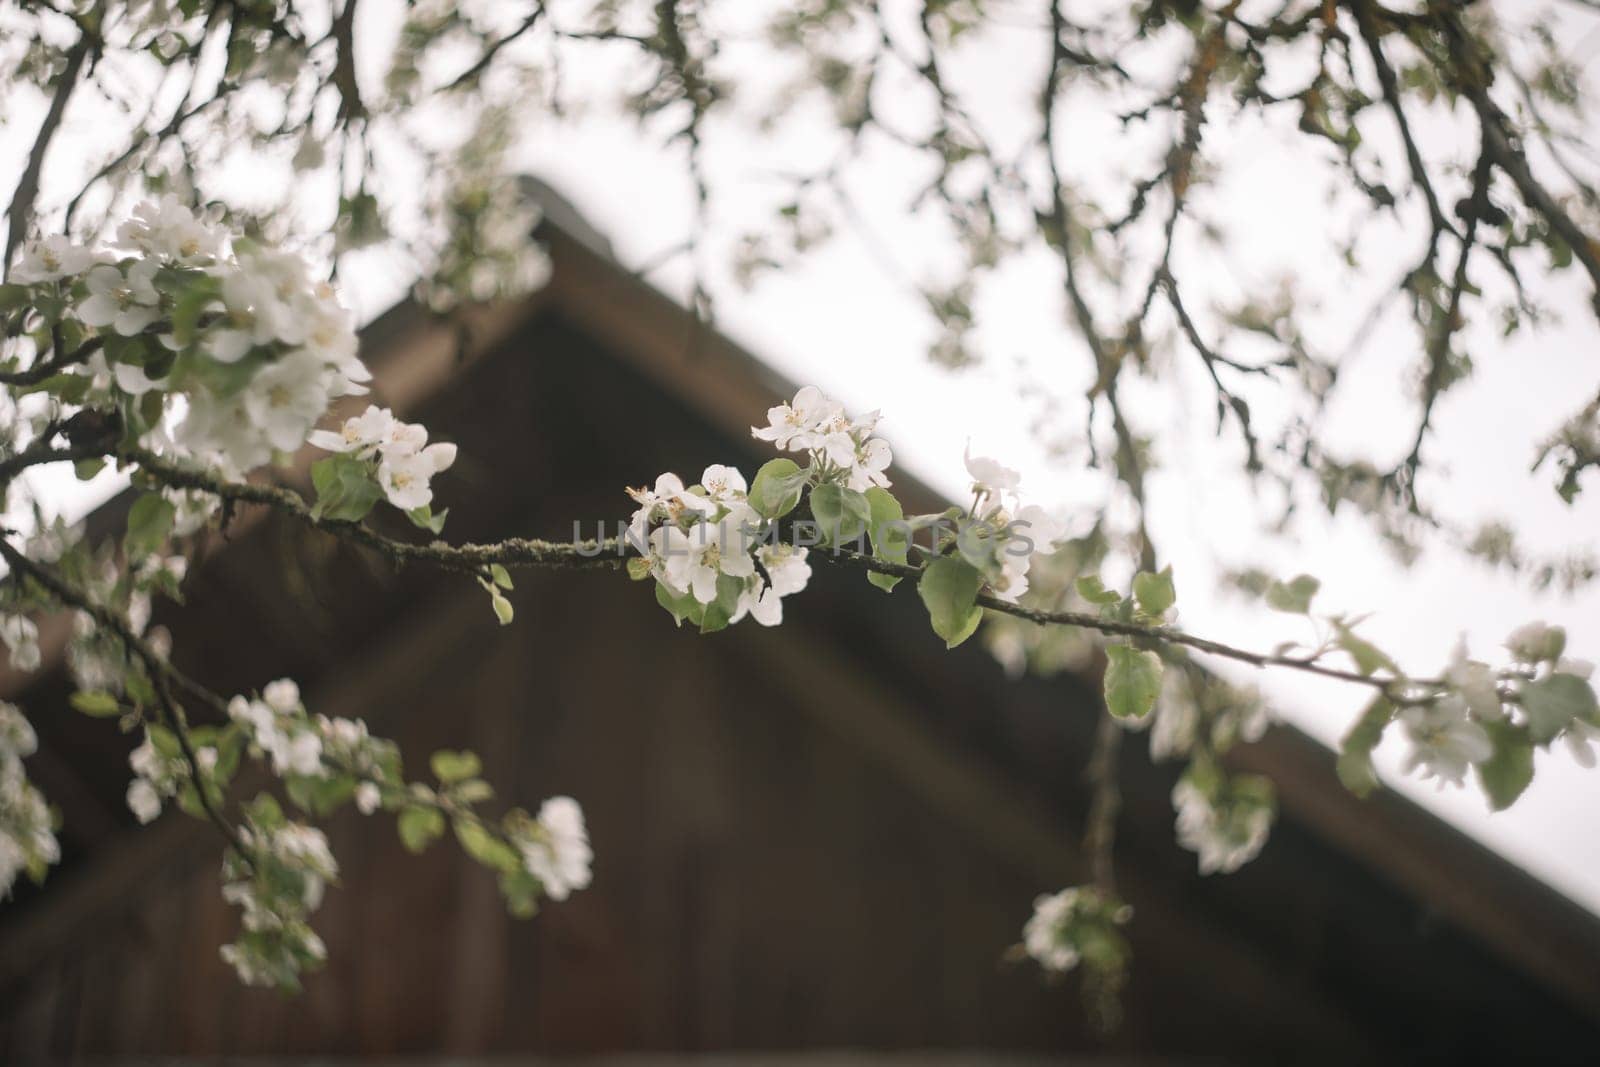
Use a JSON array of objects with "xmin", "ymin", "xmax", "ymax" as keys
[
  {"xmin": 1021, "ymin": 885, "xmax": 1132, "ymax": 974},
  {"xmin": 1172, "ymin": 775, "xmax": 1274, "ymax": 876},
  {"xmin": 0, "ymin": 614, "xmax": 41, "ymax": 673},
  {"xmin": 219, "ymin": 813, "xmax": 338, "ymax": 988},
  {"xmin": 752, "ymin": 386, "xmax": 893, "ymax": 492},
  {"xmin": 1402, "ymin": 625, "xmax": 1597, "ymax": 787},
  {"xmin": 630, "ymin": 465, "xmax": 812, "ymax": 628},
  {"xmin": 513, "ymin": 796, "xmax": 594, "ymax": 902},
  {"xmin": 228, "ymin": 679, "xmax": 326, "ymax": 779},
  {"xmin": 1397, "ymin": 698, "xmax": 1494, "ymax": 788},
  {"xmin": 125, "ymin": 729, "xmax": 219, "ymax": 825},
  {"xmin": 10, "ymin": 196, "xmax": 370, "ymax": 480},
  {"xmin": 0, "ymin": 703, "xmax": 58, "ymax": 897},
  {"xmin": 309, "ymin": 405, "xmax": 458, "ymax": 512},
  {"xmin": 960, "ymin": 446, "xmax": 1069, "ymax": 603},
  {"xmin": 1127, "ymin": 671, "xmax": 1269, "ymax": 765},
  {"xmin": 314, "ymin": 714, "xmax": 387, "ymax": 816},
  {"xmin": 226, "ymin": 679, "xmax": 389, "ymax": 796}
]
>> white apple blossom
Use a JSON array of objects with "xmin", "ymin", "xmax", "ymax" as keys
[
  {"xmin": 964, "ymin": 444, "xmax": 1021, "ymax": 497},
  {"xmin": 731, "ymin": 545, "xmax": 811, "ymax": 627},
  {"xmin": 243, "ymin": 349, "xmax": 340, "ymax": 453},
  {"xmin": 1148, "ymin": 675, "xmax": 1198, "ymax": 762},
  {"xmin": 1023, "ymin": 888, "xmax": 1085, "ymax": 973},
  {"xmin": 626, "ymin": 472, "xmax": 719, "ymax": 544},
  {"xmin": 308, "ymin": 405, "xmax": 399, "ymax": 457},
  {"xmin": 272, "ymin": 823, "xmax": 339, "ymax": 879},
  {"xmin": 733, "ymin": 582, "xmax": 785, "ymax": 627},
  {"xmin": 0, "ymin": 703, "xmax": 37, "ymax": 758},
  {"xmin": 12, "ymin": 235, "xmax": 99, "ymax": 284},
  {"xmin": 844, "ymin": 436, "xmax": 893, "ymax": 491},
  {"xmin": 263, "ymin": 678, "xmax": 301, "ymax": 714},
  {"xmin": 663, "ymin": 513, "xmax": 758, "ymax": 604},
  {"xmin": 700, "ymin": 464, "xmax": 748, "ymax": 504},
  {"xmin": 1013, "ymin": 504, "xmax": 1068, "ymax": 551},
  {"xmin": 750, "ymin": 385, "xmax": 842, "ymax": 450},
  {"xmin": 518, "ymin": 796, "xmax": 592, "ymax": 902},
  {"xmin": 116, "ymin": 194, "xmax": 224, "ymax": 264},
  {"xmin": 0, "ymin": 614, "xmax": 41, "ymax": 672},
  {"xmin": 1445, "ymin": 640, "xmax": 1503, "ymax": 720},
  {"xmin": 270, "ymin": 731, "xmax": 325, "ymax": 778},
  {"xmin": 78, "ymin": 260, "xmax": 161, "ymax": 336},
  {"xmin": 355, "ymin": 782, "xmax": 382, "ymax": 815},
  {"xmin": 1399, "ymin": 697, "xmax": 1493, "ymax": 788},
  {"xmin": 126, "ymin": 778, "xmax": 162, "ymax": 824},
  {"xmin": 377, "ymin": 442, "xmax": 457, "ymax": 511},
  {"xmin": 758, "ymin": 543, "xmax": 811, "ymax": 596},
  {"xmin": 1172, "ymin": 778, "xmax": 1273, "ymax": 875}
]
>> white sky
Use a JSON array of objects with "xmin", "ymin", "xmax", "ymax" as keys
[{"xmin": 4, "ymin": 0, "xmax": 1598, "ymax": 913}]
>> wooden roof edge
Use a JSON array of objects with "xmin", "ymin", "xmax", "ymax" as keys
[{"xmin": 1, "ymin": 178, "xmax": 1597, "ymax": 1021}]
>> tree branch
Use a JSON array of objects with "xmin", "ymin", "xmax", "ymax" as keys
[
  {"xmin": 110, "ymin": 446, "xmax": 1441, "ymax": 700},
  {"xmin": 4, "ymin": 33, "xmax": 94, "ymax": 276},
  {"xmin": 0, "ymin": 534, "xmax": 252, "ymax": 863}
]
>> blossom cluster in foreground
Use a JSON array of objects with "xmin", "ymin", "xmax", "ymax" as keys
[
  {"xmin": 202, "ymin": 678, "xmax": 593, "ymax": 986},
  {"xmin": 0, "ymin": 704, "xmax": 57, "ymax": 897},
  {"xmin": 309, "ymin": 405, "xmax": 458, "ymax": 516},
  {"xmin": 1022, "ymin": 885, "xmax": 1133, "ymax": 975},
  {"xmin": 626, "ymin": 386, "xmax": 1075, "ymax": 635},
  {"xmin": 9, "ymin": 196, "xmax": 370, "ymax": 480}
]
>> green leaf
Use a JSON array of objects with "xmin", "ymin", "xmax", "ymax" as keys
[
  {"xmin": 169, "ymin": 275, "xmax": 220, "ymax": 346},
  {"xmin": 70, "ymin": 690, "xmax": 122, "ymax": 718},
  {"xmin": 1521, "ymin": 672, "xmax": 1598, "ymax": 743},
  {"xmin": 310, "ymin": 454, "xmax": 383, "ymax": 523},
  {"xmin": 1331, "ymin": 620, "xmax": 1398, "ymax": 677},
  {"xmin": 431, "ymin": 750, "xmax": 482, "ymax": 783},
  {"xmin": 1337, "ymin": 695, "xmax": 1393, "ymax": 798},
  {"xmin": 1103, "ymin": 645, "xmax": 1162, "ymax": 720},
  {"xmin": 810, "ymin": 483, "xmax": 871, "ymax": 546},
  {"xmin": 498, "ymin": 867, "xmax": 542, "ymax": 919},
  {"xmin": 407, "ymin": 505, "xmax": 449, "ymax": 534},
  {"xmin": 655, "ymin": 580, "xmax": 705, "ymax": 628},
  {"xmin": 1075, "ymin": 575, "xmax": 1122, "ymax": 606},
  {"xmin": 147, "ymin": 723, "xmax": 183, "ymax": 760},
  {"xmin": 286, "ymin": 773, "xmax": 356, "ymax": 817},
  {"xmin": 398, "ymin": 806, "xmax": 446, "ymax": 853},
  {"xmin": 0, "ymin": 283, "xmax": 30, "ymax": 312},
  {"xmin": 917, "ymin": 557, "xmax": 984, "ymax": 648},
  {"xmin": 454, "ymin": 819, "xmax": 521, "ymax": 873},
  {"xmin": 1132, "ymin": 567, "xmax": 1176, "ymax": 617},
  {"xmin": 74, "ymin": 458, "xmax": 106, "ymax": 481},
  {"xmin": 124, "ymin": 672, "xmax": 157, "ymax": 709},
  {"xmin": 864, "ymin": 486, "xmax": 908, "ymax": 592},
  {"xmin": 1476, "ymin": 720, "xmax": 1535, "ymax": 811},
  {"xmin": 698, "ymin": 574, "xmax": 746, "ymax": 635},
  {"xmin": 1266, "ymin": 574, "xmax": 1320, "ymax": 614},
  {"xmin": 749, "ymin": 458, "xmax": 806, "ymax": 519},
  {"xmin": 488, "ymin": 564, "xmax": 513, "ymax": 589},
  {"xmin": 491, "ymin": 593, "xmax": 515, "ymax": 626},
  {"xmin": 124, "ymin": 492, "xmax": 176, "ymax": 561}
]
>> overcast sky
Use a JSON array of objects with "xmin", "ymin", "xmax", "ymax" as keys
[{"xmin": 5, "ymin": 0, "xmax": 1598, "ymax": 913}]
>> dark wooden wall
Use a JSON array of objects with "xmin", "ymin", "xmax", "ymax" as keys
[{"xmin": 2, "ymin": 308, "xmax": 1598, "ymax": 1063}]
